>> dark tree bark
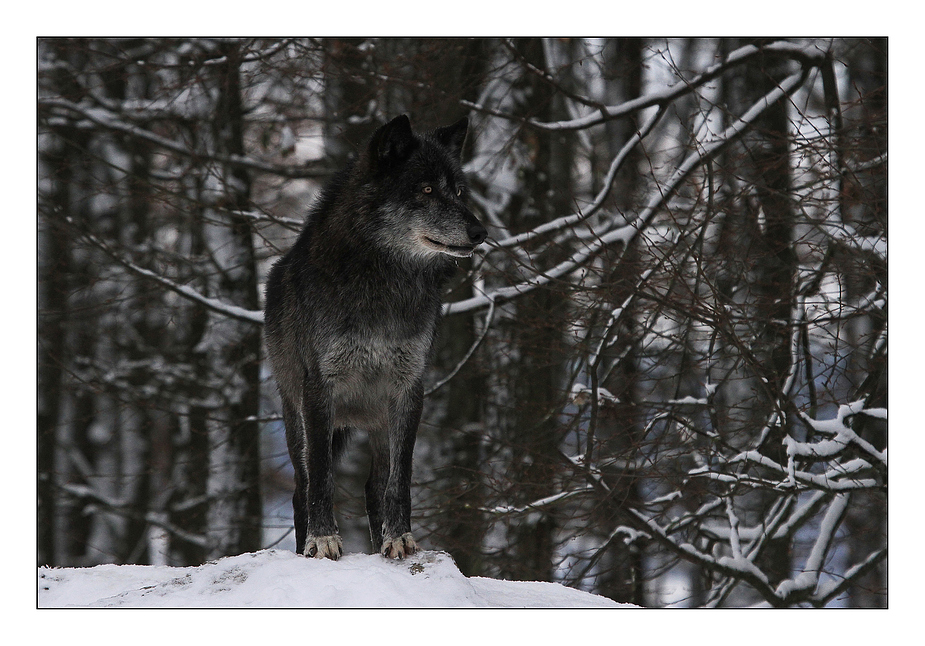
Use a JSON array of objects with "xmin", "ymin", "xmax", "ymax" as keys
[
  {"xmin": 498, "ymin": 38, "xmax": 574, "ymax": 583},
  {"xmin": 594, "ymin": 37, "xmax": 647, "ymax": 606},
  {"xmin": 718, "ymin": 37, "xmax": 799, "ymax": 594},
  {"xmin": 188, "ymin": 41, "xmax": 263, "ymax": 559}
]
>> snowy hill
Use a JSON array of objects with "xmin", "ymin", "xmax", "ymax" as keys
[{"xmin": 38, "ymin": 549, "xmax": 629, "ymax": 608}]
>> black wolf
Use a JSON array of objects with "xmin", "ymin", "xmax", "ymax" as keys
[{"xmin": 264, "ymin": 115, "xmax": 487, "ymax": 560}]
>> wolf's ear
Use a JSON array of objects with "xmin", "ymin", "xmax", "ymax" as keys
[
  {"xmin": 434, "ymin": 117, "xmax": 468, "ymax": 160},
  {"xmin": 370, "ymin": 114, "xmax": 415, "ymax": 171}
]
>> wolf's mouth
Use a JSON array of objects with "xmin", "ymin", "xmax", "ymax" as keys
[{"xmin": 423, "ymin": 237, "xmax": 477, "ymax": 258}]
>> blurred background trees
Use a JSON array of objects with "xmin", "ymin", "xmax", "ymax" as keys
[{"xmin": 38, "ymin": 37, "xmax": 886, "ymax": 607}]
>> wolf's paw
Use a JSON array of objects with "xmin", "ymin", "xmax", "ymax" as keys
[
  {"xmin": 303, "ymin": 534, "xmax": 343, "ymax": 560},
  {"xmin": 381, "ymin": 532, "xmax": 417, "ymax": 560}
]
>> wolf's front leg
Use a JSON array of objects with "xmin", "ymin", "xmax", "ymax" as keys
[
  {"xmin": 301, "ymin": 387, "xmax": 342, "ymax": 560},
  {"xmin": 303, "ymin": 534, "xmax": 344, "ymax": 560},
  {"xmin": 379, "ymin": 387, "xmax": 423, "ymax": 559},
  {"xmin": 381, "ymin": 532, "xmax": 417, "ymax": 559}
]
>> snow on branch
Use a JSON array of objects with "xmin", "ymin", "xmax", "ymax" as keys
[
  {"xmin": 689, "ymin": 449, "xmax": 879, "ymax": 493},
  {"xmin": 628, "ymin": 491, "xmax": 873, "ymax": 607},
  {"xmin": 39, "ymin": 97, "xmax": 331, "ymax": 179},
  {"xmin": 56, "ymin": 481, "xmax": 208, "ymax": 549},
  {"xmin": 488, "ymin": 106, "xmax": 666, "ymax": 252},
  {"xmin": 774, "ymin": 493, "xmax": 848, "ymax": 602},
  {"xmin": 562, "ymin": 442, "xmax": 877, "ymax": 606},
  {"xmin": 482, "ymin": 486, "xmax": 595, "ymax": 516},
  {"xmin": 624, "ymin": 506, "xmax": 782, "ymax": 604},
  {"xmin": 811, "ymin": 547, "xmax": 887, "ymax": 607},
  {"xmin": 444, "ymin": 70, "xmax": 809, "ymax": 316},
  {"xmin": 463, "ymin": 41, "xmax": 826, "ymax": 132},
  {"xmin": 71, "ymin": 218, "xmax": 265, "ymax": 325},
  {"xmin": 426, "ymin": 295, "xmax": 496, "ymax": 396},
  {"xmin": 795, "ymin": 402, "xmax": 887, "ymax": 466}
]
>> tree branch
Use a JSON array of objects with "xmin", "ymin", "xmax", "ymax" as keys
[
  {"xmin": 39, "ymin": 97, "xmax": 333, "ymax": 179},
  {"xmin": 445, "ymin": 69, "xmax": 809, "ymax": 316},
  {"xmin": 463, "ymin": 41, "xmax": 825, "ymax": 132},
  {"xmin": 69, "ymin": 217, "xmax": 264, "ymax": 325},
  {"xmin": 55, "ymin": 481, "xmax": 208, "ymax": 550}
]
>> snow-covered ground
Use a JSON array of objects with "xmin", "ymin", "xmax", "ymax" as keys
[{"xmin": 39, "ymin": 549, "xmax": 629, "ymax": 608}]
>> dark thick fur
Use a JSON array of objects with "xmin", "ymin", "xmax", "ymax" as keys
[{"xmin": 264, "ymin": 115, "xmax": 487, "ymax": 560}]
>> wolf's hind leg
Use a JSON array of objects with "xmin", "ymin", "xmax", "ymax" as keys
[
  {"xmin": 282, "ymin": 398, "xmax": 310, "ymax": 555},
  {"xmin": 365, "ymin": 427, "xmax": 390, "ymax": 553}
]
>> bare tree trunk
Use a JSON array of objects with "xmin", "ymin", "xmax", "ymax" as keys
[
  {"xmin": 840, "ymin": 37, "xmax": 887, "ymax": 608},
  {"xmin": 719, "ymin": 37, "xmax": 798, "ymax": 598},
  {"xmin": 500, "ymin": 38, "xmax": 573, "ymax": 583},
  {"xmin": 593, "ymin": 36, "xmax": 647, "ymax": 606},
  {"xmin": 409, "ymin": 37, "xmax": 491, "ymax": 574},
  {"xmin": 322, "ymin": 38, "xmax": 379, "ymax": 167},
  {"xmin": 183, "ymin": 41, "xmax": 263, "ymax": 560},
  {"xmin": 38, "ymin": 102, "xmax": 73, "ymax": 566}
]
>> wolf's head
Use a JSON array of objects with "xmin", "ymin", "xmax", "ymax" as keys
[{"xmin": 362, "ymin": 115, "xmax": 488, "ymax": 260}]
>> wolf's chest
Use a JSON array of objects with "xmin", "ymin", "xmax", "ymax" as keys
[
  {"xmin": 322, "ymin": 333, "xmax": 429, "ymax": 379},
  {"xmin": 319, "ymin": 331, "xmax": 432, "ymax": 429}
]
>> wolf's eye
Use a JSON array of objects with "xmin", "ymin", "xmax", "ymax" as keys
[
  {"xmin": 456, "ymin": 188, "xmax": 462, "ymax": 197},
  {"xmin": 422, "ymin": 185, "xmax": 433, "ymax": 194}
]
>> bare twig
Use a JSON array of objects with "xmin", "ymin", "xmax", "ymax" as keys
[
  {"xmin": 445, "ymin": 69, "xmax": 810, "ymax": 316},
  {"xmin": 68, "ymin": 217, "xmax": 265, "ymax": 325}
]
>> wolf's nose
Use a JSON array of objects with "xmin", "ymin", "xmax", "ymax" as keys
[{"xmin": 468, "ymin": 222, "xmax": 488, "ymax": 245}]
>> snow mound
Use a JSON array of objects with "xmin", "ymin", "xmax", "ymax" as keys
[{"xmin": 38, "ymin": 549, "xmax": 628, "ymax": 608}]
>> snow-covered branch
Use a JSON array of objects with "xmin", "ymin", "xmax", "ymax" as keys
[
  {"xmin": 39, "ymin": 97, "xmax": 331, "ymax": 179},
  {"xmin": 56, "ymin": 481, "xmax": 208, "ymax": 549},
  {"xmin": 811, "ymin": 547, "xmax": 887, "ymax": 607},
  {"xmin": 482, "ymin": 486, "xmax": 595, "ymax": 515},
  {"xmin": 688, "ymin": 449, "xmax": 879, "ymax": 493},
  {"xmin": 488, "ymin": 105, "xmax": 666, "ymax": 252},
  {"xmin": 70, "ymin": 217, "xmax": 264, "ymax": 325},
  {"xmin": 463, "ymin": 41, "xmax": 825, "ymax": 132},
  {"xmin": 774, "ymin": 493, "xmax": 848, "ymax": 603},
  {"xmin": 628, "ymin": 490, "xmax": 870, "ymax": 608},
  {"xmin": 445, "ymin": 69, "xmax": 809, "ymax": 316},
  {"xmin": 426, "ymin": 295, "xmax": 496, "ymax": 396},
  {"xmin": 625, "ymin": 506, "xmax": 785, "ymax": 606},
  {"xmin": 795, "ymin": 402, "xmax": 887, "ymax": 466}
]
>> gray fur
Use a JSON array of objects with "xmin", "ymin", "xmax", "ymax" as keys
[{"xmin": 264, "ymin": 115, "xmax": 487, "ymax": 559}]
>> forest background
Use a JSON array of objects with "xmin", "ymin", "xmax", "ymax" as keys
[{"xmin": 35, "ymin": 33, "xmax": 892, "ymax": 609}]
